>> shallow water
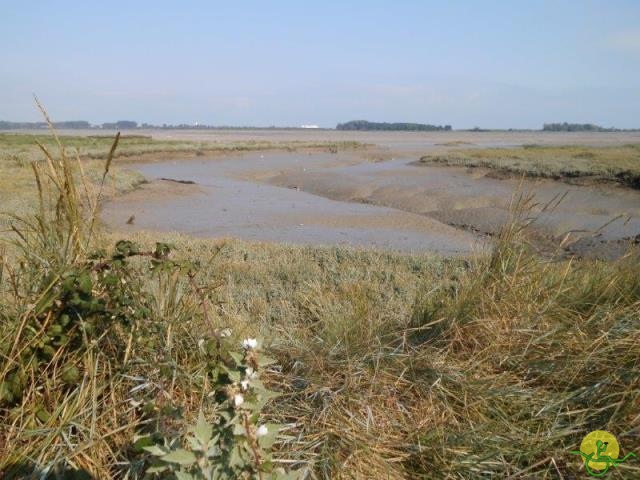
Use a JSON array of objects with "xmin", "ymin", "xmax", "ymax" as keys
[
  {"xmin": 102, "ymin": 153, "xmax": 482, "ymax": 254},
  {"xmin": 267, "ymin": 156, "xmax": 640, "ymax": 241},
  {"xmin": 102, "ymin": 151, "xmax": 640, "ymax": 255}
]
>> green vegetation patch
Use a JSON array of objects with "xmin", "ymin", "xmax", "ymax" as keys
[{"xmin": 418, "ymin": 144, "xmax": 640, "ymax": 188}]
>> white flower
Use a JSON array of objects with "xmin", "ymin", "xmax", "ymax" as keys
[
  {"xmin": 197, "ymin": 339, "xmax": 205, "ymax": 352},
  {"xmin": 240, "ymin": 380, "xmax": 250, "ymax": 391},
  {"xmin": 245, "ymin": 367, "xmax": 257, "ymax": 380},
  {"xmin": 233, "ymin": 393, "xmax": 244, "ymax": 407},
  {"xmin": 220, "ymin": 328, "xmax": 231, "ymax": 338},
  {"xmin": 256, "ymin": 425, "xmax": 268, "ymax": 437},
  {"xmin": 242, "ymin": 338, "xmax": 258, "ymax": 350}
]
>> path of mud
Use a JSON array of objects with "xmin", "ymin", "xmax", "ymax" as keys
[
  {"xmin": 102, "ymin": 153, "xmax": 483, "ymax": 255},
  {"xmin": 265, "ymin": 158, "xmax": 640, "ymax": 254},
  {"xmin": 102, "ymin": 148, "xmax": 640, "ymax": 257}
]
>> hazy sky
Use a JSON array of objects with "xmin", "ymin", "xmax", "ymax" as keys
[{"xmin": 1, "ymin": 1, "xmax": 639, "ymax": 128}]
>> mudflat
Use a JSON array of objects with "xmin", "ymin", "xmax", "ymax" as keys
[
  {"xmin": 100, "ymin": 130, "xmax": 640, "ymax": 256},
  {"xmin": 40, "ymin": 128, "xmax": 640, "ymax": 150}
]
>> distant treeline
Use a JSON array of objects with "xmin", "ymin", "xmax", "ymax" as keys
[
  {"xmin": 0, "ymin": 120, "xmax": 91, "ymax": 129},
  {"xmin": 0, "ymin": 120, "xmax": 138, "ymax": 130},
  {"xmin": 3, "ymin": 119, "xmax": 639, "ymax": 132},
  {"xmin": 542, "ymin": 122, "xmax": 638, "ymax": 132},
  {"xmin": 102, "ymin": 121, "xmax": 138, "ymax": 129},
  {"xmin": 139, "ymin": 124, "xmax": 299, "ymax": 130},
  {"xmin": 336, "ymin": 120, "xmax": 452, "ymax": 131},
  {"xmin": 0, "ymin": 120, "xmax": 303, "ymax": 130}
]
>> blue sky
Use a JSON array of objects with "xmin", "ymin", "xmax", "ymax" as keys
[{"xmin": 1, "ymin": 1, "xmax": 639, "ymax": 128}]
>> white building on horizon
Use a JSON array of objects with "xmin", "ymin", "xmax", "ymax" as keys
[{"xmin": 300, "ymin": 124, "xmax": 320, "ymax": 129}]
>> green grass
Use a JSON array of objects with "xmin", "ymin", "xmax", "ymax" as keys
[
  {"xmin": 1, "ymin": 129, "xmax": 639, "ymax": 479},
  {"xmin": 418, "ymin": 144, "xmax": 640, "ymax": 188}
]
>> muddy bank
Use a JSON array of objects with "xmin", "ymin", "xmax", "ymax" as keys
[
  {"xmin": 102, "ymin": 151, "xmax": 640, "ymax": 257},
  {"xmin": 261, "ymin": 158, "xmax": 640, "ymax": 258},
  {"xmin": 41, "ymin": 128, "xmax": 640, "ymax": 150},
  {"xmin": 102, "ymin": 153, "xmax": 482, "ymax": 255},
  {"xmin": 413, "ymin": 158, "xmax": 640, "ymax": 190}
]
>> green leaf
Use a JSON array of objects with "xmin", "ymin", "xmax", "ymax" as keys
[
  {"xmin": 187, "ymin": 435, "xmax": 203, "ymax": 452},
  {"xmin": 229, "ymin": 445, "xmax": 243, "ymax": 468},
  {"xmin": 77, "ymin": 271, "xmax": 92, "ymax": 294},
  {"xmin": 219, "ymin": 410, "xmax": 233, "ymax": 422},
  {"xmin": 229, "ymin": 351, "xmax": 244, "ymax": 365},
  {"xmin": 206, "ymin": 441, "xmax": 221, "ymax": 458},
  {"xmin": 145, "ymin": 464, "xmax": 168, "ymax": 474},
  {"xmin": 258, "ymin": 355, "xmax": 277, "ymax": 367},
  {"xmin": 232, "ymin": 423, "xmax": 246, "ymax": 436},
  {"xmin": 194, "ymin": 412, "xmax": 213, "ymax": 445},
  {"xmin": 143, "ymin": 445, "xmax": 167, "ymax": 456},
  {"xmin": 175, "ymin": 472, "xmax": 195, "ymax": 480},
  {"xmin": 227, "ymin": 369, "xmax": 241, "ymax": 383},
  {"xmin": 200, "ymin": 466, "xmax": 214, "ymax": 478},
  {"xmin": 161, "ymin": 448, "xmax": 197, "ymax": 466},
  {"xmin": 132, "ymin": 434, "xmax": 155, "ymax": 452}
]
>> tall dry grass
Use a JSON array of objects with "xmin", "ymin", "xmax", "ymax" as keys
[
  {"xmin": 0, "ymin": 105, "xmax": 136, "ymax": 478},
  {"xmin": 0, "ymin": 109, "xmax": 214, "ymax": 478}
]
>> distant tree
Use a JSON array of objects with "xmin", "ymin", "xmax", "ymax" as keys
[
  {"xmin": 336, "ymin": 120, "xmax": 452, "ymax": 131},
  {"xmin": 100, "ymin": 121, "xmax": 138, "ymax": 129},
  {"xmin": 53, "ymin": 121, "xmax": 90, "ymax": 129},
  {"xmin": 542, "ymin": 122, "xmax": 615, "ymax": 132},
  {"xmin": 116, "ymin": 120, "xmax": 138, "ymax": 129}
]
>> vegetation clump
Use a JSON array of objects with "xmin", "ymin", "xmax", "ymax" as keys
[{"xmin": 418, "ymin": 143, "xmax": 640, "ymax": 188}]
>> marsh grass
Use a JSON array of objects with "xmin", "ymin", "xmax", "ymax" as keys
[
  {"xmin": 0, "ymin": 122, "xmax": 638, "ymax": 478},
  {"xmin": 419, "ymin": 143, "xmax": 640, "ymax": 188},
  {"xmin": 0, "ymin": 133, "xmax": 364, "ymax": 164}
]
